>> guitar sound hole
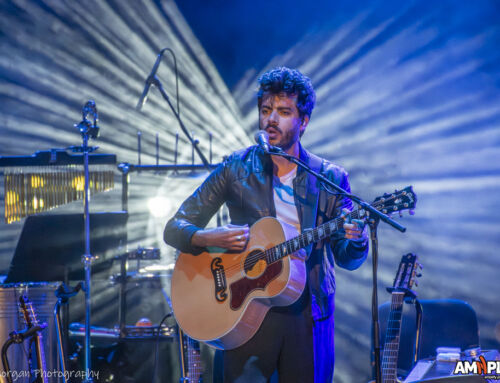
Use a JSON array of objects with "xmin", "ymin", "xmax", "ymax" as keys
[{"xmin": 243, "ymin": 250, "xmax": 268, "ymax": 279}]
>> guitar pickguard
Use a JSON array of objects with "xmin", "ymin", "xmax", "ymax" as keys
[{"xmin": 229, "ymin": 260, "xmax": 283, "ymax": 310}]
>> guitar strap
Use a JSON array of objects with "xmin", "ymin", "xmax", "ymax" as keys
[
  {"xmin": 296, "ymin": 150, "xmax": 323, "ymax": 257},
  {"xmin": 308, "ymin": 154, "xmax": 342, "ymax": 251}
]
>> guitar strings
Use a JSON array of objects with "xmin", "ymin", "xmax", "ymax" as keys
[
  {"xmin": 221, "ymin": 195, "xmax": 399, "ymax": 277},
  {"xmin": 381, "ymin": 292, "xmax": 405, "ymax": 376},
  {"xmin": 223, "ymin": 199, "xmax": 386, "ymax": 276}
]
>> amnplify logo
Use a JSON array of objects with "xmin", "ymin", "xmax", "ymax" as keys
[{"xmin": 453, "ymin": 355, "xmax": 500, "ymax": 376}]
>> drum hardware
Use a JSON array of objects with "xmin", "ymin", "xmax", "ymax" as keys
[
  {"xmin": 109, "ymin": 272, "xmax": 164, "ymax": 286},
  {"xmin": 68, "ymin": 342, "xmax": 83, "ymax": 364},
  {"xmin": 68, "ymin": 322, "xmax": 176, "ymax": 341},
  {"xmin": 117, "ymin": 159, "xmax": 218, "ymax": 212},
  {"xmin": 117, "ymin": 124, "xmax": 218, "ymax": 213},
  {"xmin": 115, "ymin": 247, "xmax": 161, "ymax": 285},
  {"xmin": 114, "ymin": 246, "xmax": 162, "ymax": 336},
  {"xmin": 114, "ymin": 132, "xmax": 223, "ymax": 383},
  {"xmin": 119, "ymin": 247, "xmax": 161, "ymax": 261},
  {"xmin": 68, "ymin": 318, "xmax": 175, "ymax": 383}
]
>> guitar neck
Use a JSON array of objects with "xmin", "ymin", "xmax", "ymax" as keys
[
  {"xmin": 20, "ymin": 297, "xmax": 48, "ymax": 383},
  {"xmin": 261, "ymin": 186, "xmax": 416, "ymax": 264},
  {"xmin": 381, "ymin": 291, "xmax": 405, "ymax": 383},
  {"xmin": 34, "ymin": 333, "xmax": 48, "ymax": 383},
  {"xmin": 264, "ymin": 208, "xmax": 365, "ymax": 264},
  {"xmin": 186, "ymin": 336, "xmax": 202, "ymax": 382},
  {"xmin": 179, "ymin": 327, "xmax": 203, "ymax": 382}
]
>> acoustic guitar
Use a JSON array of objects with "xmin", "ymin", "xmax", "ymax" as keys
[{"xmin": 171, "ymin": 186, "xmax": 417, "ymax": 350}]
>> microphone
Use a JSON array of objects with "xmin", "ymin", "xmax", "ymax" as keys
[
  {"xmin": 254, "ymin": 130, "xmax": 270, "ymax": 152},
  {"xmin": 136, "ymin": 48, "xmax": 167, "ymax": 111},
  {"xmin": 83, "ymin": 100, "xmax": 97, "ymax": 120}
]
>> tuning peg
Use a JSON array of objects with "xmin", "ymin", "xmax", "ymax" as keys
[
  {"xmin": 416, "ymin": 272, "xmax": 422, "ymax": 278},
  {"xmin": 409, "ymin": 209, "xmax": 415, "ymax": 215},
  {"xmin": 414, "ymin": 280, "xmax": 419, "ymax": 287}
]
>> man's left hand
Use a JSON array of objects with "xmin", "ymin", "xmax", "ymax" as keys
[{"xmin": 341, "ymin": 208, "xmax": 368, "ymax": 241}]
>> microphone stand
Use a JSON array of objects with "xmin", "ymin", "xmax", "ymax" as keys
[
  {"xmin": 146, "ymin": 75, "xmax": 211, "ymax": 168},
  {"xmin": 136, "ymin": 48, "xmax": 210, "ymax": 169},
  {"xmin": 73, "ymin": 101, "xmax": 100, "ymax": 383},
  {"xmin": 266, "ymin": 146, "xmax": 406, "ymax": 383}
]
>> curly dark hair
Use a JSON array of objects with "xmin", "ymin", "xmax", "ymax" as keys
[{"xmin": 257, "ymin": 67, "xmax": 316, "ymax": 118}]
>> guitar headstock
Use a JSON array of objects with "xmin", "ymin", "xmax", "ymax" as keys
[
  {"xmin": 372, "ymin": 186, "xmax": 417, "ymax": 217},
  {"xmin": 19, "ymin": 295, "xmax": 40, "ymax": 328},
  {"xmin": 387, "ymin": 253, "xmax": 422, "ymax": 298}
]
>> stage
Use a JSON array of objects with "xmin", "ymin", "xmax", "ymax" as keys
[{"xmin": 0, "ymin": 1, "xmax": 499, "ymax": 382}]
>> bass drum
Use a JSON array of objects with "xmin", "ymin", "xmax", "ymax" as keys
[{"xmin": 0, "ymin": 282, "xmax": 60, "ymax": 383}]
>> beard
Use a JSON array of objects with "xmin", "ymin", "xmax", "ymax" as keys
[{"xmin": 269, "ymin": 127, "xmax": 301, "ymax": 152}]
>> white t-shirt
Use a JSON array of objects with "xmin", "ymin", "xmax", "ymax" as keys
[{"xmin": 273, "ymin": 167, "xmax": 301, "ymax": 234}]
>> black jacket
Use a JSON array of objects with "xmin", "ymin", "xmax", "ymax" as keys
[{"xmin": 164, "ymin": 144, "xmax": 368, "ymax": 319}]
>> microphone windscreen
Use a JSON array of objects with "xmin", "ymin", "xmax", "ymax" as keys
[{"xmin": 254, "ymin": 130, "xmax": 269, "ymax": 144}]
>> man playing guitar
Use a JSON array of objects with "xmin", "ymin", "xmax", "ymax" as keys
[{"xmin": 164, "ymin": 66, "xmax": 368, "ymax": 382}]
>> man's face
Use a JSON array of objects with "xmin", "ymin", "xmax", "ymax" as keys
[{"xmin": 259, "ymin": 92, "xmax": 308, "ymax": 151}]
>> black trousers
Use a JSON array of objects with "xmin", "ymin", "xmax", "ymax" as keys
[{"xmin": 217, "ymin": 288, "xmax": 316, "ymax": 383}]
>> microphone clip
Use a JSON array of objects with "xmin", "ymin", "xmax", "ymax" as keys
[
  {"xmin": 267, "ymin": 145, "xmax": 284, "ymax": 154},
  {"xmin": 76, "ymin": 100, "xmax": 100, "ymax": 139}
]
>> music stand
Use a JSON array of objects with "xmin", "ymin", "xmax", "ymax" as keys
[{"xmin": 5, "ymin": 211, "xmax": 128, "ymax": 283}]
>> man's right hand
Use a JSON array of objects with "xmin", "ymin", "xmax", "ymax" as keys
[{"xmin": 191, "ymin": 224, "xmax": 249, "ymax": 251}]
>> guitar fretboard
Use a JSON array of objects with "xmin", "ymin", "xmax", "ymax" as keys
[
  {"xmin": 263, "ymin": 208, "xmax": 366, "ymax": 264},
  {"xmin": 381, "ymin": 291, "xmax": 405, "ymax": 383},
  {"xmin": 185, "ymin": 335, "xmax": 202, "ymax": 382}
]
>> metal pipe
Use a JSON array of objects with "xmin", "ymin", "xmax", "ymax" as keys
[
  {"xmin": 156, "ymin": 133, "xmax": 160, "ymax": 166},
  {"xmin": 54, "ymin": 300, "xmax": 68, "ymax": 383},
  {"xmin": 82, "ymin": 133, "xmax": 94, "ymax": 382},
  {"xmin": 137, "ymin": 131, "xmax": 142, "ymax": 168}
]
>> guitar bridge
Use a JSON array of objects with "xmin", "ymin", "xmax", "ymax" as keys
[{"xmin": 211, "ymin": 257, "xmax": 227, "ymax": 302}]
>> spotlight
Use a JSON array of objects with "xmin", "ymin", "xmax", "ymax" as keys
[{"xmin": 147, "ymin": 196, "xmax": 170, "ymax": 218}]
